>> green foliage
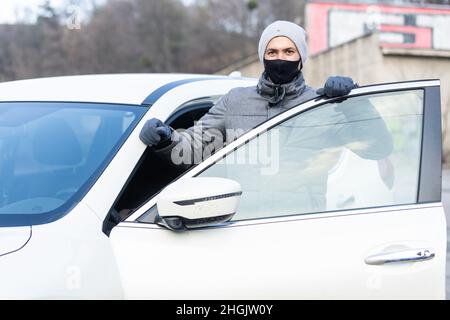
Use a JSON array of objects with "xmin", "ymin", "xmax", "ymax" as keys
[
  {"xmin": 247, "ymin": 0, "xmax": 258, "ymax": 11},
  {"xmin": 140, "ymin": 56, "xmax": 153, "ymax": 68}
]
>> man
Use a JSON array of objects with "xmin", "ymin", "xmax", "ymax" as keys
[{"xmin": 139, "ymin": 20, "xmax": 359, "ymax": 167}]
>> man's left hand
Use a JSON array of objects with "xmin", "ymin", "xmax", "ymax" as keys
[{"xmin": 316, "ymin": 76, "xmax": 358, "ymax": 98}]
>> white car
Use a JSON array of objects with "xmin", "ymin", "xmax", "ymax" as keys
[{"xmin": 0, "ymin": 74, "xmax": 445, "ymax": 299}]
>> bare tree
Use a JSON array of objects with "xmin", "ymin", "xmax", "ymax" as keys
[{"xmin": 0, "ymin": 0, "xmax": 311, "ymax": 80}]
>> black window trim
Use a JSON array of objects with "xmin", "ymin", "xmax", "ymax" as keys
[
  {"xmin": 418, "ymin": 85, "xmax": 442, "ymax": 203},
  {"xmin": 165, "ymin": 97, "xmax": 219, "ymax": 127}
]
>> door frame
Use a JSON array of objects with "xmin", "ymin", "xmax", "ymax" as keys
[{"xmin": 124, "ymin": 79, "xmax": 442, "ymax": 225}]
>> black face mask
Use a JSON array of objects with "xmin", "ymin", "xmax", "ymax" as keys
[{"xmin": 263, "ymin": 59, "xmax": 302, "ymax": 85}]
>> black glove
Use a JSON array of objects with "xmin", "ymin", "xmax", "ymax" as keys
[
  {"xmin": 316, "ymin": 76, "xmax": 358, "ymax": 98},
  {"xmin": 139, "ymin": 118, "xmax": 172, "ymax": 147}
]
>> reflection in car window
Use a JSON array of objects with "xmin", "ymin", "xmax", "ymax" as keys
[
  {"xmin": 199, "ymin": 90, "xmax": 423, "ymax": 221},
  {"xmin": 0, "ymin": 102, "xmax": 146, "ymax": 227}
]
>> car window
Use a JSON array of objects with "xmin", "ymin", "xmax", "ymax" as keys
[
  {"xmin": 109, "ymin": 97, "xmax": 221, "ymax": 224},
  {"xmin": 166, "ymin": 96, "xmax": 222, "ymax": 129},
  {"xmin": 0, "ymin": 102, "xmax": 146, "ymax": 227},
  {"xmin": 198, "ymin": 90, "xmax": 423, "ymax": 221}
]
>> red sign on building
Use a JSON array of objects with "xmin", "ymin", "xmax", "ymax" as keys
[{"xmin": 306, "ymin": 1, "xmax": 450, "ymax": 55}]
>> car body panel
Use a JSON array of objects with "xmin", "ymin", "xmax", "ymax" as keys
[
  {"xmin": 111, "ymin": 204, "xmax": 446, "ymax": 299},
  {"xmin": 0, "ymin": 201, "xmax": 122, "ymax": 299},
  {"xmin": 0, "ymin": 74, "xmax": 228, "ymax": 105},
  {"xmin": 0, "ymin": 226, "xmax": 31, "ymax": 257}
]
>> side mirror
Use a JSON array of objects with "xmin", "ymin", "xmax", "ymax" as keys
[{"xmin": 156, "ymin": 177, "xmax": 241, "ymax": 231}]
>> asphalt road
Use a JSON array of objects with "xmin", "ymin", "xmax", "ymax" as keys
[{"xmin": 441, "ymin": 168, "xmax": 450, "ymax": 299}]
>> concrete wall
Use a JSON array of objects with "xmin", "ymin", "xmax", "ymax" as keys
[
  {"xmin": 216, "ymin": 55, "xmax": 262, "ymax": 78},
  {"xmin": 229, "ymin": 62, "xmax": 262, "ymax": 78},
  {"xmin": 303, "ymin": 33, "xmax": 384, "ymax": 87}
]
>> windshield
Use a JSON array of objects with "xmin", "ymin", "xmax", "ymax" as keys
[{"xmin": 0, "ymin": 102, "xmax": 146, "ymax": 227}]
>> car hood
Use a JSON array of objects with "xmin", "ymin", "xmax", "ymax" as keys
[{"xmin": 0, "ymin": 226, "xmax": 31, "ymax": 257}]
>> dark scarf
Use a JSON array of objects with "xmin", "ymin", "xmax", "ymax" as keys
[{"xmin": 256, "ymin": 71, "xmax": 306, "ymax": 107}]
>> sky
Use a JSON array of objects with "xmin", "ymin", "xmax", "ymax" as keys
[
  {"xmin": 0, "ymin": 0, "xmax": 56, "ymax": 23},
  {"xmin": 0, "ymin": 0, "xmax": 107, "ymax": 24},
  {"xmin": 0, "ymin": 0, "xmax": 194, "ymax": 24}
]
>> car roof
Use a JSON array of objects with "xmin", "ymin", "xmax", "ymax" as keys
[{"xmin": 0, "ymin": 73, "xmax": 248, "ymax": 105}]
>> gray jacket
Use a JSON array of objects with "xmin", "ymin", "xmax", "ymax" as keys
[{"xmin": 154, "ymin": 72, "xmax": 319, "ymax": 165}]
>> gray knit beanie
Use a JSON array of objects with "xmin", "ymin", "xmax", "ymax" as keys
[{"xmin": 258, "ymin": 20, "xmax": 308, "ymax": 65}]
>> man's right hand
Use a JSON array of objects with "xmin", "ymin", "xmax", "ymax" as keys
[{"xmin": 139, "ymin": 118, "xmax": 172, "ymax": 147}]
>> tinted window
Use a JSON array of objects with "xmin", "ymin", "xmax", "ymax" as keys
[
  {"xmin": 0, "ymin": 102, "xmax": 146, "ymax": 227},
  {"xmin": 199, "ymin": 90, "xmax": 423, "ymax": 220}
]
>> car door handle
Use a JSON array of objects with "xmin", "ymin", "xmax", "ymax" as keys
[{"xmin": 365, "ymin": 248, "xmax": 435, "ymax": 265}]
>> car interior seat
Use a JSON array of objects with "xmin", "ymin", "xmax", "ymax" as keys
[{"xmin": 11, "ymin": 117, "xmax": 85, "ymax": 201}]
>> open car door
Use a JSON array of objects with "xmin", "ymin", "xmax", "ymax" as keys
[{"xmin": 110, "ymin": 80, "xmax": 446, "ymax": 299}]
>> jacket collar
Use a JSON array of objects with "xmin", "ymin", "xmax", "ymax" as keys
[{"xmin": 256, "ymin": 71, "xmax": 306, "ymax": 106}]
